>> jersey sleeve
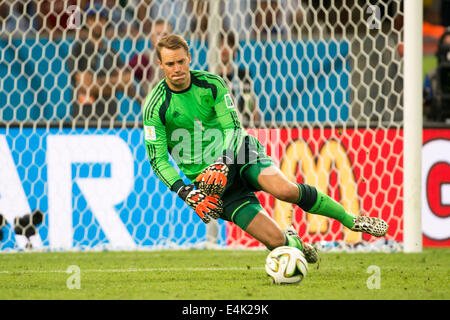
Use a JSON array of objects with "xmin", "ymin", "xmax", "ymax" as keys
[
  {"xmin": 213, "ymin": 80, "xmax": 246, "ymax": 160},
  {"xmin": 143, "ymin": 92, "xmax": 185, "ymax": 193}
]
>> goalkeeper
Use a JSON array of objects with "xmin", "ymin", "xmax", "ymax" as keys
[{"xmin": 143, "ymin": 34, "xmax": 388, "ymax": 263}]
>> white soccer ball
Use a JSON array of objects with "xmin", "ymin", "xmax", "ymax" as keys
[{"xmin": 265, "ymin": 246, "xmax": 308, "ymax": 284}]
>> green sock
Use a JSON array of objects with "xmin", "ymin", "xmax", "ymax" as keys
[
  {"xmin": 308, "ymin": 189, "xmax": 356, "ymax": 229},
  {"xmin": 285, "ymin": 235, "xmax": 303, "ymax": 251}
]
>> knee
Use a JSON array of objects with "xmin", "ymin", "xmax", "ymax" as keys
[
  {"xmin": 272, "ymin": 183, "xmax": 299, "ymax": 203},
  {"xmin": 265, "ymin": 231, "xmax": 286, "ymax": 251}
]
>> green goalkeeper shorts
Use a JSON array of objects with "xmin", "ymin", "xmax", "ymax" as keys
[{"xmin": 219, "ymin": 135, "xmax": 275, "ymax": 230}]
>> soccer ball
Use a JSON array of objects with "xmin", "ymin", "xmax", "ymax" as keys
[{"xmin": 265, "ymin": 246, "xmax": 308, "ymax": 284}]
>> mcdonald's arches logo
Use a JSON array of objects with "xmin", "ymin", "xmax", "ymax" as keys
[{"xmin": 274, "ymin": 139, "xmax": 361, "ymax": 243}]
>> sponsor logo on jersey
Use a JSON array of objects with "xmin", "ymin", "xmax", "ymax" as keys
[
  {"xmin": 144, "ymin": 125, "xmax": 156, "ymax": 141},
  {"xmin": 224, "ymin": 94, "xmax": 235, "ymax": 109},
  {"xmin": 201, "ymin": 95, "xmax": 214, "ymax": 107}
]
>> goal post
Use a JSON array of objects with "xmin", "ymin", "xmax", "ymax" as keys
[
  {"xmin": 205, "ymin": 0, "xmax": 222, "ymax": 248},
  {"xmin": 403, "ymin": 0, "xmax": 423, "ymax": 253},
  {"xmin": 0, "ymin": 0, "xmax": 423, "ymax": 253}
]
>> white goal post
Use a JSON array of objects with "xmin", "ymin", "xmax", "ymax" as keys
[{"xmin": 403, "ymin": 0, "xmax": 423, "ymax": 253}]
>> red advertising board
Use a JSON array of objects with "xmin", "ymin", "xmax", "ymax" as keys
[{"xmin": 226, "ymin": 128, "xmax": 450, "ymax": 248}]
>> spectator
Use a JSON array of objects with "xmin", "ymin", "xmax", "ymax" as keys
[
  {"xmin": 187, "ymin": 0, "xmax": 209, "ymax": 40},
  {"xmin": 0, "ymin": 0, "xmax": 38, "ymax": 36},
  {"xmin": 218, "ymin": 32, "xmax": 260, "ymax": 128},
  {"xmin": 423, "ymin": 1, "xmax": 446, "ymax": 56},
  {"xmin": 105, "ymin": 0, "xmax": 133, "ymax": 38},
  {"xmin": 37, "ymin": 0, "xmax": 79, "ymax": 39},
  {"xmin": 424, "ymin": 29, "xmax": 450, "ymax": 122},
  {"xmin": 129, "ymin": 0, "xmax": 153, "ymax": 38},
  {"xmin": 129, "ymin": 19, "xmax": 173, "ymax": 98},
  {"xmin": 250, "ymin": 0, "xmax": 288, "ymax": 39},
  {"xmin": 67, "ymin": 3, "xmax": 136, "ymax": 125}
]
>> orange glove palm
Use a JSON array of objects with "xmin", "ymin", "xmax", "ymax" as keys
[
  {"xmin": 196, "ymin": 163, "xmax": 229, "ymax": 196},
  {"xmin": 177, "ymin": 185, "xmax": 222, "ymax": 223}
]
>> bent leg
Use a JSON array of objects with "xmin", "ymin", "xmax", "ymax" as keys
[
  {"xmin": 244, "ymin": 210, "xmax": 316, "ymax": 261},
  {"xmin": 254, "ymin": 165, "xmax": 356, "ymax": 229},
  {"xmin": 244, "ymin": 210, "xmax": 286, "ymax": 250},
  {"xmin": 225, "ymin": 192, "xmax": 304, "ymax": 252},
  {"xmin": 254, "ymin": 166, "xmax": 299, "ymax": 202}
]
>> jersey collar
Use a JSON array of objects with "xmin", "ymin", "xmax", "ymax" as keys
[{"xmin": 164, "ymin": 72, "xmax": 193, "ymax": 94}]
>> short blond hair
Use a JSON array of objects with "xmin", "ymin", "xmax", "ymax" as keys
[{"xmin": 156, "ymin": 34, "xmax": 189, "ymax": 61}]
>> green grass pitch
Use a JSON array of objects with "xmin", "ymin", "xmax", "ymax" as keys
[{"xmin": 0, "ymin": 248, "xmax": 448, "ymax": 300}]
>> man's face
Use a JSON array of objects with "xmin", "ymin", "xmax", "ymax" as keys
[{"xmin": 158, "ymin": 47, "xmax": 191, "ymax": 90}]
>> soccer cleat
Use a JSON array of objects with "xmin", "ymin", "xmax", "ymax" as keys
[
  {"xmin": 301, "ymin": 242, "xmax": 319, "ymax": 264},
  {"xmin": 283, "ymin": 226, "xmax": 319, "ymax": 264},
  {"xmin": 351, "ymin": 215, "xmax": 388, "ymax": 237}
]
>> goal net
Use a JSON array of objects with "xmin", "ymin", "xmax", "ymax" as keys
[{"xmin": 0, "ymin": 0, "xmax": 405, "ymax": 252}]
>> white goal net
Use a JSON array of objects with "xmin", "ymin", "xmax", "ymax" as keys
[{"xmin": 0, "ymin": 0, "xmax": 406, "ymax": 252}]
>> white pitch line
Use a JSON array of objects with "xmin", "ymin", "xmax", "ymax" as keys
[{"xmin": 0, "ymin": 267, "xmax": 264, "ymax": 274}]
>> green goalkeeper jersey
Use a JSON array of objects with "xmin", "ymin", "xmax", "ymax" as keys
[{"xmin": 143, "ymin": 70, "xmax": 246, "ymax": 193}]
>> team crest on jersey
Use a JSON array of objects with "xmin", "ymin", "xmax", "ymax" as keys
[
  {"xmin": 201, "ymin": 95, "xmax": 214, "ymax": 107},
  {"xmin": 224, "ymin": 94, "xmax": 235, "ymax": 109},
  {"xmin": 144, "ymin": 125, "xmax": 156, "ymax": 141},
  {"xmin": 173, "ymin": 111, "xmax": 181, "ymax": 118}
]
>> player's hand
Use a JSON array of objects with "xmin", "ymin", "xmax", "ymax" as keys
[
  {"xmin": 196, "ymin": 158, "xmax": 230, "ymax": 196},
  {"xmin": 177, "ymin": 184, "xmax": 222, "ymax": 223}
]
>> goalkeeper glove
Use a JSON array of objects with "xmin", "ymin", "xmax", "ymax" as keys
[
  {"xmin": 195, "ymin": 156, "xmax": 231, "ymax": 196},
  {"xmin": 177, "ymin": 184, "xmax": 223, "ymax": 224}
]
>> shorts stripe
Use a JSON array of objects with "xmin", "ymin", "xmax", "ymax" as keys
[
  {"xmin": 239, "ymin": 157, "xmax": 274, "ymax": 177},
  {"xmin": 231, "ymin": 200, "xmax": 251, "ymax": 223}
]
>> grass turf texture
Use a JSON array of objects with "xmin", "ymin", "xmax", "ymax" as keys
[{"xmin": 0, "ymin": 248, "xmax": 448, "ymax": 300}]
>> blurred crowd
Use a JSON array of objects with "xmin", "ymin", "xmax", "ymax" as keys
[
  {"xmin": 0, "ymin": 0, "xmax": 298, "ymax": 40},
  {"xmin": 0, "ymin": 0, "xmax": 405, "ymax": 41},
  {"xmin": 1, "ymin": 0, "xmax": 284, "ymax": 126},
  {"xmin": 2, "ymin": 0, "xmax": 447, "ymax": 125}
]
